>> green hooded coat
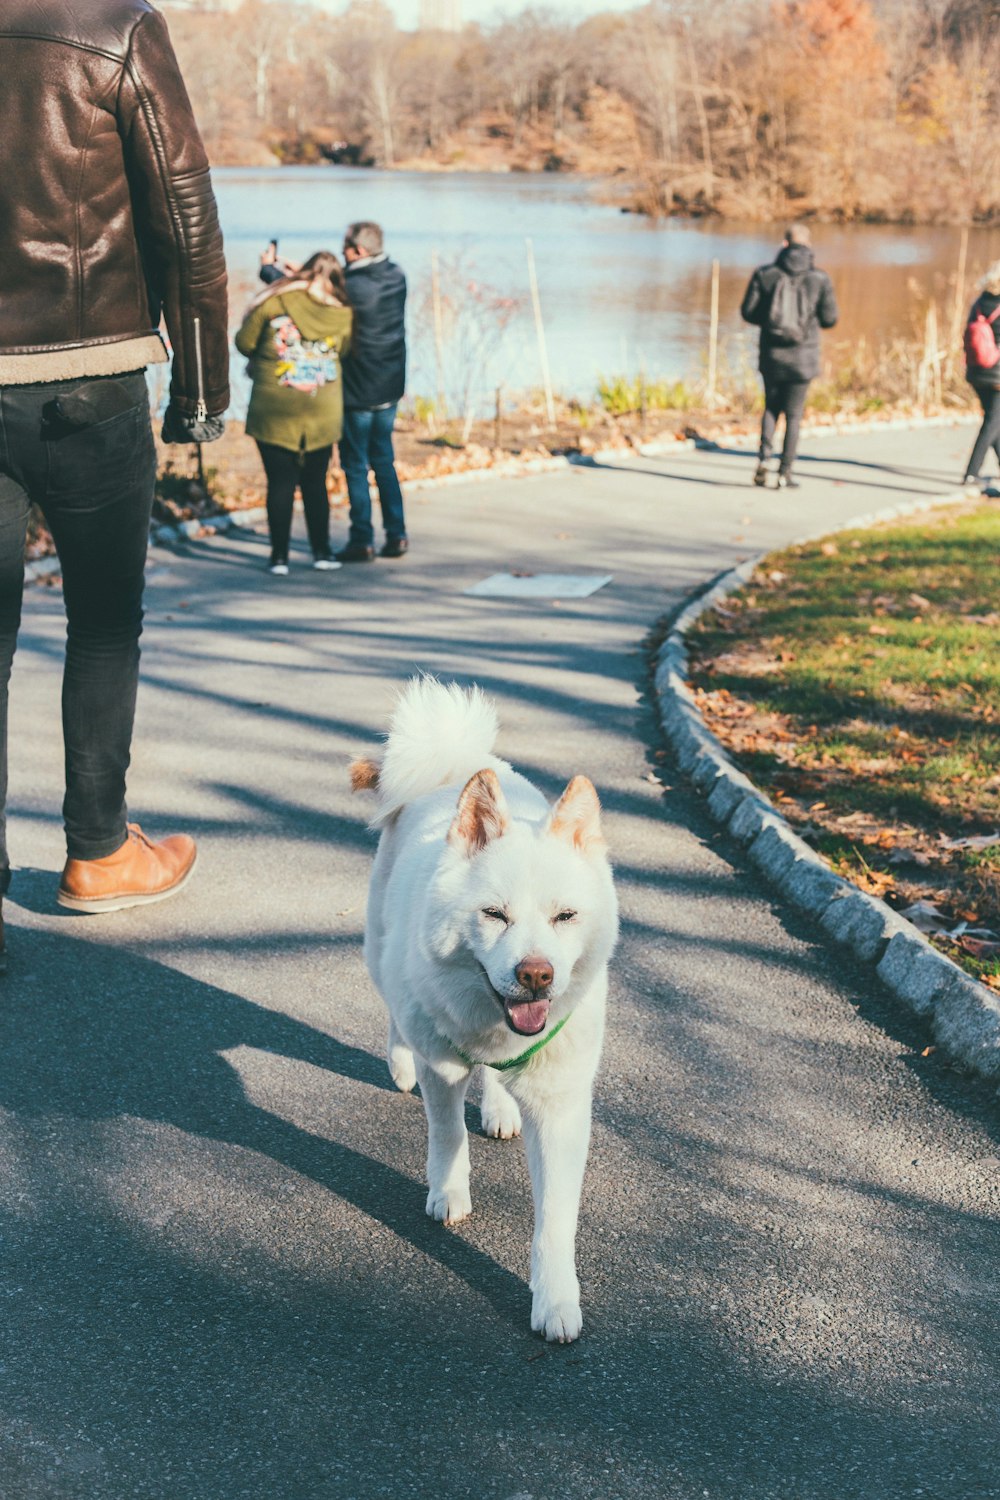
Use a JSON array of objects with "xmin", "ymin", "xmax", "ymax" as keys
[{"xmin": 236, "ymin": 287, "xmax": 353, "ymax": 452}]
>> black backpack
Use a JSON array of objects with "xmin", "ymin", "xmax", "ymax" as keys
[{"xmin": 767, "ymin": 272, "xmax": 813, "ymax": 345}]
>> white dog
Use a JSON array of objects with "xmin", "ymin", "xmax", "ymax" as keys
[{"xmin": 351, "ymin": 678, "xmax": 618, "ymax": 1343}]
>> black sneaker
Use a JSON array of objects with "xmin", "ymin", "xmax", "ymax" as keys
[
  {"xmin": 334, "ymin": 543, "xmax": 375, "ymax": 563},
  {"xmin": 753, "ymin": 463, "xmax": 768, "ymax": 487},
  {"xmin": 268, "ymin": 557, "xmax": 289, "ymax": 576},
  {"xmin": 776, "ymin": 473, "xmax": 800, "ymax": 490},
  {"xmin": 380, "ymin": 537, "xmax": 409, "ymax": 558}
]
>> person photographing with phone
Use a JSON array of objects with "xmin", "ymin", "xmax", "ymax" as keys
[{"xmin": 259, "ymin": 238, "xmax": 301, "ymax": 286}]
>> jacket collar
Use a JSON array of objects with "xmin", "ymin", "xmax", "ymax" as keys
[{"xmin": 346, "ymin": 253, "xmax": 388, "ymax": 273}]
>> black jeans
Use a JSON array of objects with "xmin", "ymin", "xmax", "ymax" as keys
[
  {"xmin": 257, "ymin": 442, "xmax": 333, "ymax": 561},
  {"xmin": 965, "ymin": 384, "xmax": 1000, "ymax": 479},
  {"xmin": 0, "ymin": 371, "xmax": 156, "ymax": 893},
  {"xmin": 760, "ymin": 376, "xmax": 810, "ymax": 474}
]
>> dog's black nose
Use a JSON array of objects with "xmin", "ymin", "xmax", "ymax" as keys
[{"xmin": 516, "ymin": 956, "xmax": 554, "ymax": 995}]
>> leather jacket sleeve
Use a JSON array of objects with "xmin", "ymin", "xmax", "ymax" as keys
[{"xmin": 118, "ymin": 10, "xmax": 229, "ymax": 418}]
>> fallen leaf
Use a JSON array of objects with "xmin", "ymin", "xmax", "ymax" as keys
[
  {"xmin": 957, "ymin": 936, "xmax": 1000, "ymax": 960},
  {"xmin": 940, "ymin": 832, "xmax": 1000, "ymax": 851},
  {"xmin": 899, "ymin": 899, "xmax": 951, "ymax": 933}
]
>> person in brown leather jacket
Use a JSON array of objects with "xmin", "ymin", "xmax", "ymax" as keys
[{"xmin": 0, "ymin": 0, "xmax": 230, "ymax": 961}]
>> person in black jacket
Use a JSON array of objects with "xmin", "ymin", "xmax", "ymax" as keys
[
  {"xmin": 740, "ymin": 225, "xmax": 838, "ymax": 489},
  {"xmin": 335, "ymin": 222, "xmax": 408, "ymax": 561},
  {"xmin": 962, "ymin": 261, "xmax": 1000, "ymax": 488}
]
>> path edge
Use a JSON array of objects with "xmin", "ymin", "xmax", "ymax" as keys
[
  {"xmin": 652, "ymin": 485, "xmax": 1000, "ymax": 1091},
  {"xmin": 144, "ymin": 412, "xmax": 978, "ymax": 552}
]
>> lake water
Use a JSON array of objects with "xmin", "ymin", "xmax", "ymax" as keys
[{"xmin": 215, "ymin": 166, "xmax": 1000, "ymax": 413}]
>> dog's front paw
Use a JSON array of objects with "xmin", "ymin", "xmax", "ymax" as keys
[
  {"xmin": 480, "ymin": 1094, "xmax": 522, "ymax": 1139},
  {"xmin": 388, "ymin": 1044, "xmax": 417, "ymax": 1094},
  {"xmin": 425, "ymin": 1186, "xmax": 472, "ymax": 1225},
  {"xmin": 531, "ymin": 1294, "xmax": 583, "ymax": 1344}
]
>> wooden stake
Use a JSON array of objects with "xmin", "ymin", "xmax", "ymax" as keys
[
  {"xmin": 431, "ymin": 248, "xmax": 446, "ymax": 420},
  {"xmin": 950, "ymin": 225, "xmax": 970, "ymax": 364},
  {"xmin": 526, "ymin": 238, "xmax": 556, "ymax": 429},
  {"xmin": 706, "ymin": 257, "xmax": 720, "ymax": 405}
]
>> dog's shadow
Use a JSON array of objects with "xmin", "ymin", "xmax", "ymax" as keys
[{"xmin": 1, "ymin": 921, "xmax": 525, "ymax": 1320}]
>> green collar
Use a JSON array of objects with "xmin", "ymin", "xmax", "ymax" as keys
[{"xmin": 453, "ymin": 1013, "xmax": 569, "ymax": 1072}]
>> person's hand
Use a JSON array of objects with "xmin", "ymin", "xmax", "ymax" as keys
[{"xmin": 161, "ymin": 404, "xmax": 226, "ymax": 444}]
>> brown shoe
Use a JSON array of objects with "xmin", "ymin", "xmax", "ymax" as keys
[{"xmin": 58, "ymin": 824, "xmax": 197, "ymax": 913}]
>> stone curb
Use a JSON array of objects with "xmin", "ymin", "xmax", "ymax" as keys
[{"xmin": 653, "ymin": 484, "xmax": 1000, "ymax": 1091}]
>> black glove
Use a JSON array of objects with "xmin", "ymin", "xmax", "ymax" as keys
[{"xmin": 161, "ymin": 404, "xmax": 226, "ymax": 445}]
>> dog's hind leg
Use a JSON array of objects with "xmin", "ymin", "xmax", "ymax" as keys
[
  {"xmin": 387, "ymin": 1019, "xmax": 417, "ymax": 1093},
  {"xmin": 416, "ymin": 1058, "xmax": 473, "ymax": 1225},
  {"xmin": 480, "ymin": 1067, "xmax": 522, "ymax": 1139}
]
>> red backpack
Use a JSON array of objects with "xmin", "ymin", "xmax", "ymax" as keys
[{"xmin": 964, "ymin": 301, "xmax": 1000, "ymax": 371}]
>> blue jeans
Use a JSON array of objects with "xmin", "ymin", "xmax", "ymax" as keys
[
  {"xmin": 0, "ymin": 372, "xmax": 156, "ymax": 891},
  {"xmin": 340, "ymin": 404, "xmax": 406, "ymax": 548}
]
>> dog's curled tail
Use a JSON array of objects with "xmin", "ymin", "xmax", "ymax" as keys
[{"xmin": 366, "ymin": 676, "xmax": 500, "ymax": 825}]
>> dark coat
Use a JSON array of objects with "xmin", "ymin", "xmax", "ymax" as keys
[
  {"xmin": 0, "ymin": 0, "xmax": 229, "ymax": 417},
  {"xmin": 342, "ymin": 255, "xmax": 407, "ymax": 410},
  {"xmin": 740, "ymin": 244, "xmax": 838, "ymax": 383},
  {"xmin": 966, "ymin": 292, "xmax": 1000, "ymax": 391}
]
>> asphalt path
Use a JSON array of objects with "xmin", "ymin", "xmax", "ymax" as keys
[{"xmin": 3, "ymin": 421, "xmax": 999, "ymax": 1500}]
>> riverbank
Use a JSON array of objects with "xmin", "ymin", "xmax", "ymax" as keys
[{"xmin": 148, "ymin": 376, "xmax": 983, "ymax": 534}]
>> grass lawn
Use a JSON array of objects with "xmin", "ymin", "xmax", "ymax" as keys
[{"xmin": 687, "ymin": 500, "xmax": 1000, "ymax": 991}]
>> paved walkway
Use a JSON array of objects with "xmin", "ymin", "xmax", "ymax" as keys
[{"xmin": 4, "ymin": 421, "xmax": 999, "ymax": 1499}]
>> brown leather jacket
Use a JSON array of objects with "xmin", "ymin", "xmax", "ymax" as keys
[{"xmin": 0, "ymin": 0, "xmax": 229, "ymax": 418}]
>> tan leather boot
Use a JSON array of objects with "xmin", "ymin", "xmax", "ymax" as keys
[{"xmin": 58, "ymin": 824, "xmax": 197, "ymax": 913}]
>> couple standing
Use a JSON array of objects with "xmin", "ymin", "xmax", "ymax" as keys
[{"xmin": 241, "ymin": 222, "xmax": 407, "ymax": 574}]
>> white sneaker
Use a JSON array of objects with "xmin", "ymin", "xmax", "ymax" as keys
[
  {"xmin": 312, "ymin": 555, "xmax": 342, "ymax": 571},
  {"xmin": 268, "ymin": 559, "xmax": 289, "ymax": 576}
]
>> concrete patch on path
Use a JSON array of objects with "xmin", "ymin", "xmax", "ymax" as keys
[
  {"xmin": 465, "ymin": 572, "xmax": 612, "ymax": 598},
  {"xmin": 653, "ymin": 484, "xmax": 1000, "ymax": 1091}
]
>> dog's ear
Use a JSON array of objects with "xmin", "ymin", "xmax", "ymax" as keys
[
  {"xmin": 448, "ymin": 768, "xmax": 509, "ymax": 856},
  {"xmin": 549, "ymin": 775, "xmax": 604, "ymax": 855},
  {"xmin": 349, "ymin": 758, "xmax": 380, "ymax": 793}
]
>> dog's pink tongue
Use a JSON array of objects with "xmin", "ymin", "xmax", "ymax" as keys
[{"xmin": 506, "ymin": 1000, "xmax": 549, "ymax": 1036}]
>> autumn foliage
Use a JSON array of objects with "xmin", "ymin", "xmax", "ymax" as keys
[{"xmin": 163, "ymin": 0, "xmax": 1000, "ymax": 224}]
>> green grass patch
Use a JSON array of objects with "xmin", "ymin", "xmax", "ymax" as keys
[
  {"xmin": 688, "ymin": 501, "xmax": 1000, "ymax": 983},
  {"xmin": 596, "ymin": 374, "xmax": 697, "ymax": 416}
]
